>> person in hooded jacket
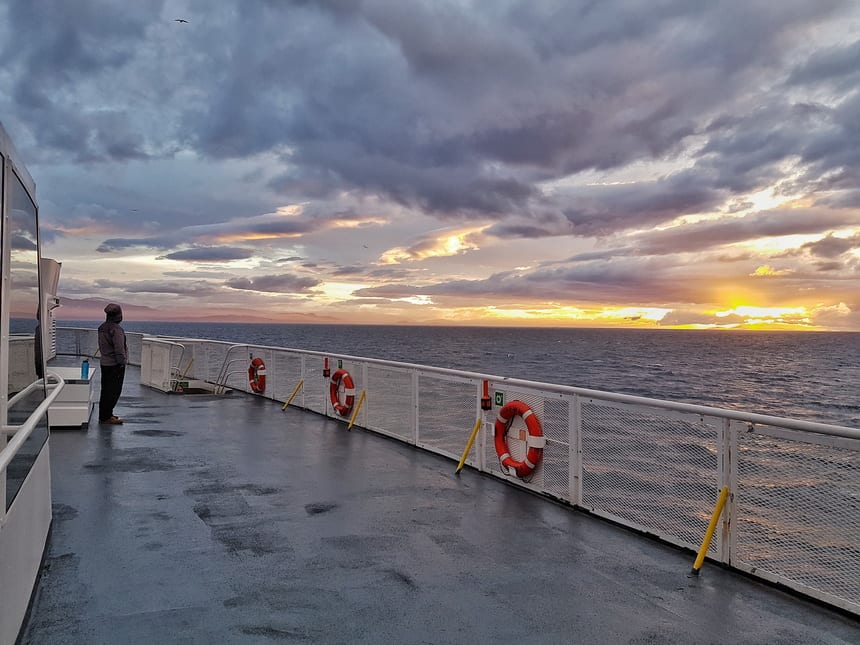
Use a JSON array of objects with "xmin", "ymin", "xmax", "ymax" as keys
[{"xmin": 98, "ymin": 303, "xmax": 128, "ymax": 424}]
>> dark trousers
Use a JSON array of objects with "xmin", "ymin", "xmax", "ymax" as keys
[{"xmin": 99, "ymin": 364, "xmax": 126, "ymax": 421}]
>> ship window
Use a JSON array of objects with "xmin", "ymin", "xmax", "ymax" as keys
[{"xmin": 5, "ymin": 169, "xmax": 48, "ymax": 511}]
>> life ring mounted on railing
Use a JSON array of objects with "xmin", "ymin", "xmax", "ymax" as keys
[
  {"xmin": 248, "ymin": 357, "xmax": 266, "ymax": 394},
  {"xmin": 494, "ymin": 400, "xmax": 545, "ymax": 479},
  {"xmin": 330, "ymin": 369, "xmax": 355, "ymax": 416}
]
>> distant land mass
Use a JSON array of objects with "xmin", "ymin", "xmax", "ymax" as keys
[{"xmin": 55, "ymin": 296, "xmax": 338, "ymax": 324}]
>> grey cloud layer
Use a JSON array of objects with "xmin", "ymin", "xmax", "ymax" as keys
[
  {"xmin": 95, "ymin": 207, "xmax": 371, "ymax": 253},
  {"xmin": 225, "ymin": 274, "xmax": 321, "ymax": 293},
  {"xmin": 159, "ymin": 247, "xmax": 255, "ymax": 262},
  {"xmin": 3, "ymin": 0, "xmax": 858, "ymax": 240},
  {"xmin": 354, "ymin": 256, "xmax": 699, "ymax": 306}
]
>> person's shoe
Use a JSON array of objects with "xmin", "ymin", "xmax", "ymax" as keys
[
  {"xmin": 100, "ymin": 417, "xmax": 123, "ymax": 425},
  {"xmin": 110, "ymin": 416, "xmax": 124, "ymax": 424}
]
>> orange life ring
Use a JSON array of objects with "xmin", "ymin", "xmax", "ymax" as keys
[
  {"xmin": 248, "ymin": 357, "xmax": 266, "ymax": 394},
  {"xmin": 494, "ymin": 400, "xmax": 545, "ymax": 479},
  {"xmin": 329, "ymin": 369, "xmax": 355, "ymax": 416}
]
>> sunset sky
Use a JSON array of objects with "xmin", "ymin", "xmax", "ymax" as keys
[{"xmin": 2, "ymin": 0, "xmax": 859, "ymax": 329}]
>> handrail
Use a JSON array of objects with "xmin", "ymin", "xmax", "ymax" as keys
[
  {"xmin": 6, "ymin": 377, "xmax": 53, "ymax": 411},
  {"xmin": 134, "ymin": 334, "xmax": 860, "ymax": 441},
  {"xmin": 0, "ymin": 371, "xmax": 66, "ymax": 470},
  {"xmin": 215, "ymin": 366, "xmax": 251, "ymax": 395},
  {"xmin": 142, "ymin": 337, "xmax": 185, "ymax": 347},
  {"xmin": 213, "ymin": 344, "xmax": 256, "ymax": 391}
]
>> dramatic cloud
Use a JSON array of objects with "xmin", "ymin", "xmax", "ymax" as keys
[
  {"xmin": 93, "ymin": 279, "xmax": 220, "ymax": 297},
  {"xmin": 0, "ymin": 1, "xmax": 857, "ymax": 327},
  {"xmin": 629, "ymin": 208, "xmax": 860, "ymax": 256},
  {"xmin": 159, "ymin": 246, "xmax": 256, "ymax": 262},
  {"xmin": 355, "ymin": 256, "xmax": 703, "ymax": 306},
  {"xmin": 95, "ymin": 206, "xmax": 382, "ymax": 253},
  {"xmin": 802, "ymin": 232, "xmax": 860, "ymax": 258}
]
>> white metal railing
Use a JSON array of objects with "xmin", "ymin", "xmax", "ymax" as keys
[
  {"xmin": 209, "ymin": 344, "xmax": 259, "ymax": 394},
  {"xmin": 1, "ymin": 372, "xmax": 66, "ymax": 445},
  {"xmin": 0, "ymin": 372, "xmax": 66, "ymax": 523},
  {"xmin": 58, "ymin": 328, "xmax": 860, "ymax": 615},
  {"xmin": 54, "ymin": 326, "xmax": 144, "ymax": 366}
]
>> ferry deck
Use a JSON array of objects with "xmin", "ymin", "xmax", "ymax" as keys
[{"xmin": 18, "ymin": 364, "xmax": 860, "ymax": 644}]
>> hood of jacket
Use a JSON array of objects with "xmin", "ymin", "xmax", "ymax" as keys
[{"xmin": 104, "ymin": 303, "xmax": 123, "ymax": 323}]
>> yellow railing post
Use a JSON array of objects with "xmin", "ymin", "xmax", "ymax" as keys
[
  {"xmin": 282, "ymin": 380, "xmax": 304, "ymax": 410},
  {"xmin": 691, "ymin": 486, "xmax": 729, "ymax": 575},
  {"xmin": 456, "ymin": 418, "xmax": 483, "ymax": 474},
  {"xmin": 347, "ymin": 390, "xmax": 366, "ymax": 431}
]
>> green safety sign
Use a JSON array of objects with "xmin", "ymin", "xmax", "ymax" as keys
[{"xmin": 494, "ymin": 391, "xmax": 504, "ymax": 407}]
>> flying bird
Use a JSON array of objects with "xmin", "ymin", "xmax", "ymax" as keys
[{"xmin": 174, "ymin": 18, "xmax": 188, "ymax": 23}]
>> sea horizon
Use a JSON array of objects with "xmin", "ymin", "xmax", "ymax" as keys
[{"xmin": 55, "ymin": 317, "xmax": 860, "ymax": 334}]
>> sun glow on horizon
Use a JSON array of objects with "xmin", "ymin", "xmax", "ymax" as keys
[
  {"xmin": 460, "ymin": 304, "xmax": 671, "ymax": 325},
  {"xmin": 317, "ymin": 281, "xmax": 368, "ymax": 302},
  {"xmin": 716, "ymin": 305, "xmax": 807, "ymax": 319}
]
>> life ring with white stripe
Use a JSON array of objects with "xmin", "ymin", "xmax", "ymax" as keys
[
  {"xmin": 248, "ymin": 357, "xmax": 266, "ymax": 394},
  {"xmin": 329, "ymin": 369, "xmax": 355, "ymax": 416},
  {"xmin": 494, "ymin": 400, "xmax": 545, "ymax": 479}
]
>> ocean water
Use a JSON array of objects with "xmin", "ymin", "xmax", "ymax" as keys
[{"xmin": 64, "ymin": 321, "xmax": 860, "ymax": 428}]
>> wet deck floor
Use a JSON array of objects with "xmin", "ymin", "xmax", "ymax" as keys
[{"xmin": 21, "ymin": 367, "xmax": 859, "ymax": 644}]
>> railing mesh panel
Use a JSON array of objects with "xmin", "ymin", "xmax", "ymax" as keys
[
  {"xmin": 182, "ymin": 341, "xmax": 227, "ymax": 383},
  {"xmin": 125, "ymin": 333, "xmax": 143, "ymax": 365},
  {"xmin": 365, "ymin": 364, "xmax": 414, "ymax": 441},
  {"xmin": 580, "ymin": 399, "xmax": 720, "ymax": 551},
  {"xmin": 271, "ymin": 350, "xmax": 304, "ymax": 404},
  {"xmin": 190, "ymin": 342, "xmax": 220, "ymax": 383},
  {"xmin": 538, "ymin": 396, "xmax": 571, "ymax": 501},
  {"xmin": 416, "ymin": 373, "xmax": 475, "ymax": 457},
  {"xmin": 735, "ymin": 427, "xmax": 860, "ymax": 606},
  {"xmin": 55, "ymin": 328, "xmax": 98, "ymax": 360},
  {"xmin": 302, "ymin": 355, "xmax": 328, "ymax": 415}
]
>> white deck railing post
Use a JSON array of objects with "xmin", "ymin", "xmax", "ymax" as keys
[
  {"xmin": 412, "ymin": 369, "xmax": 419, "ymax": 445},
  {"xmin": 570, "ymin": 394, "xmax": 583, "ymax": 507}
]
